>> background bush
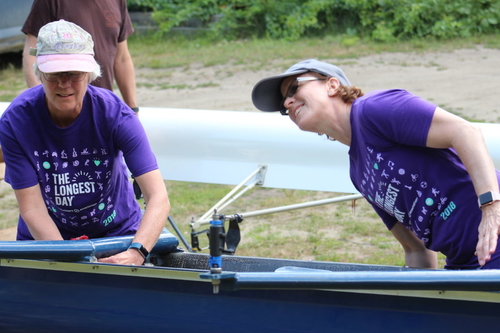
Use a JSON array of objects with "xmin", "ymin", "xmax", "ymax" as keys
[{"xmin": 127, "ymin": 0, "xmax": 500, "ymax": 42}]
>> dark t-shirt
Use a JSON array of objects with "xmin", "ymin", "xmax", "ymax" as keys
[{"xmin": 22, "ymin": 0, "xmax": 134, "ymax": 91}]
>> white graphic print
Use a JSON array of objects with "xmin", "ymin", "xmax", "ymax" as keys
[
  {"xmin": 35, "ymin": 145, "xmax": 117, "ymax": 229},
  {"xmin": 358, "ymin": 145, "xmax": 453, "ymax": 244}
]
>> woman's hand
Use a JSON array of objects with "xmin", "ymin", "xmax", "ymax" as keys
[
  {"xmin": 98, "ymin": 248, "xmax": 146, "ymax": 266},
  {"xmin": 476, "ymin": 203, "xmax": 500, "ymax": 265}
]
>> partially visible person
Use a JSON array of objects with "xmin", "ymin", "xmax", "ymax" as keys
[
  {"xmin": 0, "ymin": 20, "xmax": 169, "ymax": 266},
  {"xmin": 251, "ymin": 59, "xmax": 500, "ymax": 270},
  {"xmin": 22, "ymin": 0, "xmax": 138, "ymax": 113}
]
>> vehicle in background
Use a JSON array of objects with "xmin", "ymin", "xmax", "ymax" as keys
[{"xmin": 0, "ymin": 0, "xmax": 32, "ymax": 54}]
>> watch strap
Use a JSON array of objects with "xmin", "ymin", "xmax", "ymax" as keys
[{"xmin": 128, "ymin": 242, "xmax": 150, "ymax": 260}]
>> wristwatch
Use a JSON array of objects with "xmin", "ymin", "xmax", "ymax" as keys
[
  {"xmin": 478, "ymin": 191, "xmax": 500, "ymax": 208},
  {"xmin": 128, "ymin": 242, "xmax": 150, "ymax": 260}
]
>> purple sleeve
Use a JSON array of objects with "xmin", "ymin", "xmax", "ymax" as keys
[
  {"xmin": 0, "ymin": 117, "xmax": 39, "ymax": 189},
  {"xmin": 0, "ymin": 89, "xmax": 45, "ymax": 189},
  {"xmin": 356, "ymin": 90, "xmax": 437, "ymax": 148},
  {"xmin": 114, "ymin": 112, "xmax": 159, "ymax": 177}
]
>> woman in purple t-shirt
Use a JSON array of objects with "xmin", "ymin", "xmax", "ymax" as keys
[
  {"xmin": 0, "ymin": 20, "xmax": 170, "ymax": 266},
  {"xmin": 251, "ymin": 59, "xmax": 500, "ymax": 270}
]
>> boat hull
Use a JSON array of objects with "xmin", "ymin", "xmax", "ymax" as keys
[{"xmin": 0, "ymin": 254, "xmax": 499, "ymax": 333}]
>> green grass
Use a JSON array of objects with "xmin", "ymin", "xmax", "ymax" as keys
[
  {"xmin": 164, "ymin": 180, "xmax": 446, "ymax": 267},
  {"xmin": 0, "ymin": 64, "xmax": 26, "ymax": 102},
  {"xmin": 127, "ymin": 32, "xmax": 500, "ymax": 70}
]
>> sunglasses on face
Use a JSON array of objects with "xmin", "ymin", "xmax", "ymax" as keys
[
  {"xmin": 280, "ymin": 77, "xmax": 325, "ymax": 115},
  {"xmin": 41, "ymin": 71, "xmax": 87, "ymax": 82}
]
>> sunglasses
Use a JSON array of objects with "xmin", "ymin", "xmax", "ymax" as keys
[
  {"xmin": 42, "ymin": 71, "xmax": 87, "ymax": 82},
  {"xmin": 280, "ymin": 77, "xmax": 325, "ymax": 115}
]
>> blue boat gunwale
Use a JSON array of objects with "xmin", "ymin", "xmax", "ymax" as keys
[{"xmin": 2, "ymin": 251, "xmax": 500, "ymax": 305}]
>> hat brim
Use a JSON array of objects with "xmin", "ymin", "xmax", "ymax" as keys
[
  {"xmin": 251, "ymin": 69, "xmax": 308, "ymax": 112},
  {"xmin": 37, "ymin": 54, "xmax": 97, "ymax": 73}
]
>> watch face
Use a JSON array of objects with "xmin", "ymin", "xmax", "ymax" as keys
[{"xmin": 480, "ymin": 192, "xmax": 494, "ymax": 205}]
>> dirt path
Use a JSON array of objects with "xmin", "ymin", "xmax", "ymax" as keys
[
  {"xmin": 0, "ymin": 227, "xmax": 15, "ymax": 241},
  {"xmin": 134, "ymin": 45, "xmax": 500, "ymax": 122}
]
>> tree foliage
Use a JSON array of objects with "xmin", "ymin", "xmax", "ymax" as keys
[{"xmin": 127, "ymin": 0, "xmax": 500, "ymax": 41}]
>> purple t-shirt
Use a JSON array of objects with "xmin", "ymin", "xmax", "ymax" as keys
[
  {"xmin": 349, "ymin": 89, "xmax": 500, "ymax": 269},
  {"xmin": 0, "ymin": 85, "xmax": 158, "ymax": 240}
]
